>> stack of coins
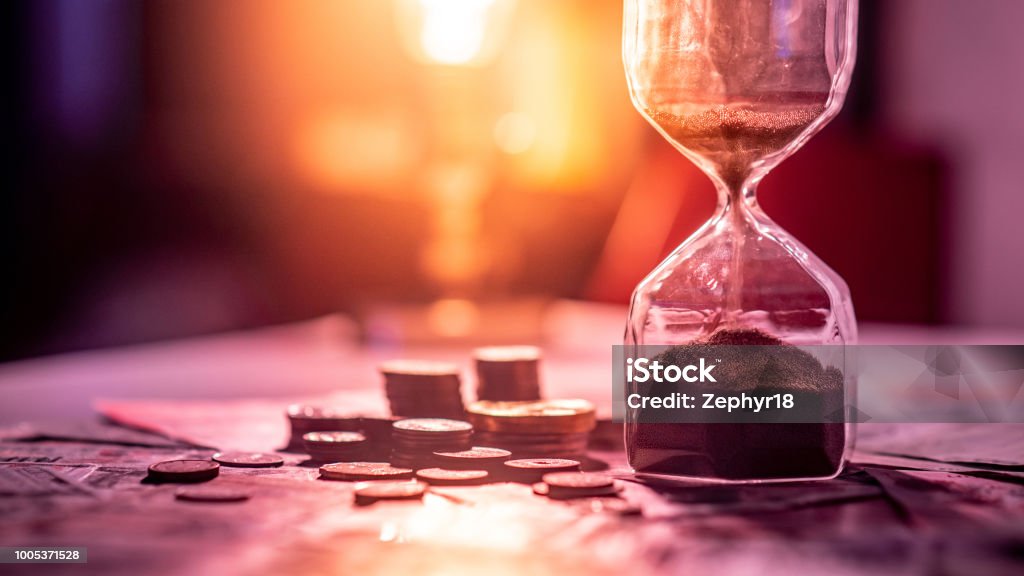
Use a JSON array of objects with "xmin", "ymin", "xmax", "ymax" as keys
[
  {"xmin": 467, "ymin": 399, "xmax": 596, "ymax": 460},
  {"xmin": 390, "ymin": 418, "xmax": 473, "ymax": 470},
  {"xmin": 303, "ymin": 431, "xmax": 367, "ymax": 463},
  {"xmin": 285, "ymin": 405, "xmax": 394, "ymax": 458},
  {"xmin": 473, "ymin": 346, "xmax": 543, "ymax": 401},
  {"xmin": 379, "ymin": 360, "xmax": 465, "ymax": 419}
]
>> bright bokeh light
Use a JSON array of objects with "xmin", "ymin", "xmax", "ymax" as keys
[{"xmin": 417, "ymin": 0, "xmax": 496, "ymax": 65}]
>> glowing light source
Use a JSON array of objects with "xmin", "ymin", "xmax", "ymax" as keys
[
  {"xmin": 419, "ymin": 0, "xmax": 492, "ymax": 65},
  {"xmin": 395, "ymin": 0, "xmax": 515, "ymax": 67}
]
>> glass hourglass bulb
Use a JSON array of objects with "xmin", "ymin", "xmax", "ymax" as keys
[{"xmin": 622, "ymin": 0, "xmax": 859, "ymax": 482}]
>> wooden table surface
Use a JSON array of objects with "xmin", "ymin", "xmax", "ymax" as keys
[{"xmin": 1, "ymin": 303, "xmax": 1023, "ymax": 575}]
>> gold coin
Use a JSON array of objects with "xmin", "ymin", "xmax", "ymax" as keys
[{"xmin": 466, "ymin": 400, "xmax": 596, "ymax": 434}]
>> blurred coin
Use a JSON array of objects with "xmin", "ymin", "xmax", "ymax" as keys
[
  {"xmin": 354, "ymin": 481, "xmax": 427, "ymax": 503},
  {"xmin": 504, "ymin": 458, "xmax": 580, "ymax": 482},
  {"xmin": 505, "ymin": 458, "xmax": 581, "ymax": 471},
  {"xmin": 393, "ymin": 419, "xmax": 473, "ymax": 434},
  {"xmin": 303, "ymin": 431, "xmax": 367, "ymax": 444},
  {"xmin": 467, "ymin": 400, "xmax": 596, "ymax": 434},
  {"xmin": 320, "ymin": 462, "xmax": 414, "ymax": 481},
  {"xmin": 148, "ymin": 460, "xmax": 220, "ymax": 483},
  {"xmin": 379, "ymin": 359, "xmax": 460, "ymax": 376},
  {"xmin": 531, "ymin": 482, "xmax": 619, "ymax": 499},
  {"xmin": 474, "ymin": 346, "xmax": 542, "ymax": 402},
  {"xmin": 175, "ymin": 486, "xmax": 250, "ymax": 503},
  {"xmin": 541, "ymin": 472, "xmax": 619, "ymax": 498},
  {"xmin": 415, "ymin": 468, "xmax": 489, "ymax": 486},
  {"xmin": 212, "ymin": 452, "xmax": 284, "ymax": 468},
  {"xmin": 542, "ymin": 472, "xmax": 613, "ymax": 489},
  {"xmin": 433, "ymin": 447, "xmax": 511, "ymax": 469},
  {"xmin": 474, "ymin": 346, "xmax": 541, "ymax": 363}
]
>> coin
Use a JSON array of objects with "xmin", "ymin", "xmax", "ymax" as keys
[
  {"xmin": 303, "ymin": 431, "xmax": 366, "ymax": 443},
  {"xmin": 303, "ymin": 431, "xmax": 369, "ymax": 463},
  {"xmin": 148, "ymin": 460, "xmax": 220, "ymax": 483},
  {"xmin": 471, "ymin": 431, "xmax": 589, "ymax": 459},
  {"xmin": 466, "ymin": 400, "xmax": 596, "ymax": 434},
  {"xmin": 285, "ymin": 405, "xmax": 379, "ymax": 452},
  {"xmin": 319, "ymin": 462, "xmax": 414, "ymax": 481},
  {"xmin": 380, "ymin": 362, "xmax": 466, "ymax": 420},
  {"xmin": 505, "ymin": 458, "xmax": 581, "ymax": 471},
  {"xmin": 540, "ymin": 472, "xmax": 619, "ymax": 498},
  {"xmin": 393, "ymin": 419, "xmax": 473, "ymax": 434},
  {"xmin": 212, "ymin": 452, "xmax": 285, "ymax": 468},
  {"xmin": 379, "ymin": 359, "xmax": 460, "ymax": 376},
  {"xmin": 531, "ymin": 482, "xmax": 620, "ymax": 499},
  {"xmin": 354, "ymin": 480, "xmax": 427, "ymax": 503},
  {"xmin": 503, "ymin": 458, "xmax": 580, "ymax": 483},
  {"xmin": 542, "ymin": 472, "xmax": 614, "ymax": 489},
  {"xmin": 175, "ymin": 486, "xmax": 250, "ymax": 503},
  {"xmin": 433, "ymin": 447, "xmax": 511, "ymax": 469},
  {"xmin": 474, "ymin": 346, "xmax": 542, "ymax": 402},
  {"xmin": 415, "ymin": 468, "xmax": 489, "ymax": 486}
]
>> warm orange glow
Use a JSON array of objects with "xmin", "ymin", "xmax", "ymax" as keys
[
  {"xmin": 427, "ymin": 298, "xmax": 480, "ymax": 337},
  {"xmin": 419, "ymin": 0, "xmax": 494, "ymax": 65},
  {"xmin": 396, "ymin": 0, "xmax": 515, "ymax": 67},
  {"xmin": 294, "ymin": 111, "xmax": 415, "ymax": 192},
  {"xmin": 493, "ymin": 112, "xmax": 537, "ymax": 154}
]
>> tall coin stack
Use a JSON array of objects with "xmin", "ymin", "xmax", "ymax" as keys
[
  {"xmin": 380, "ymin": 360, "xmax": 466, "ymax": 419},
  {"xmin": 467, "ymin": 399, "xmax": 596, "ymax": 460},
  {"xmin": 390, "ymin": 418, "xmax": 474, "ymax": 470},
  {"xmin": 473, "ymin": 346, "xmax": 543, "ymax": 401}
]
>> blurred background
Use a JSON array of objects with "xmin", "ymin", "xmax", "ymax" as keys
[{"xmin": 2, "ymin": 0, "xmax": 1022, "ymax": 361}]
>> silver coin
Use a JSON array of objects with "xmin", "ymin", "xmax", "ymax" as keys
[{"xmin": 212, "ymin": 452, "xmax": 284, "ymax": 468}]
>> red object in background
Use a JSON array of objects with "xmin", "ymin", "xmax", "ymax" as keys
[{"xmin": 588, "ymin": 125, "xmax": 946, "ymax": 325}]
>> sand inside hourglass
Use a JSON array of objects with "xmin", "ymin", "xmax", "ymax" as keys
[{"xmin": 646, "ymin": 94, "xmax": 827, "ymax": 188}]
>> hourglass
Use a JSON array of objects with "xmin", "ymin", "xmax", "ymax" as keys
[{"xmin": 623, "ymin": 0, "xmax": 858, "ymax": 481}]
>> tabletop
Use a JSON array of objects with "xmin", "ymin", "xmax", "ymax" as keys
[{"xmin": 1, "ymin": 302, "xmax": 1023, "ymax": 575}]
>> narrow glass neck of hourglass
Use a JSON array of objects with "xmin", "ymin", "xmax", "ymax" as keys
[{"xmin": 712, "ymin": 175, "xmax": 759, "ymax": 222}]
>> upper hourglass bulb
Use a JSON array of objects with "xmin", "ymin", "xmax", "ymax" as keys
[
  {"xmin": 623, "ymin": 0, "xmax": 858, "ymax": 346},
  {"xmin": 625, "ymin": 0, "xmax": 855, "ymax": 192}
]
